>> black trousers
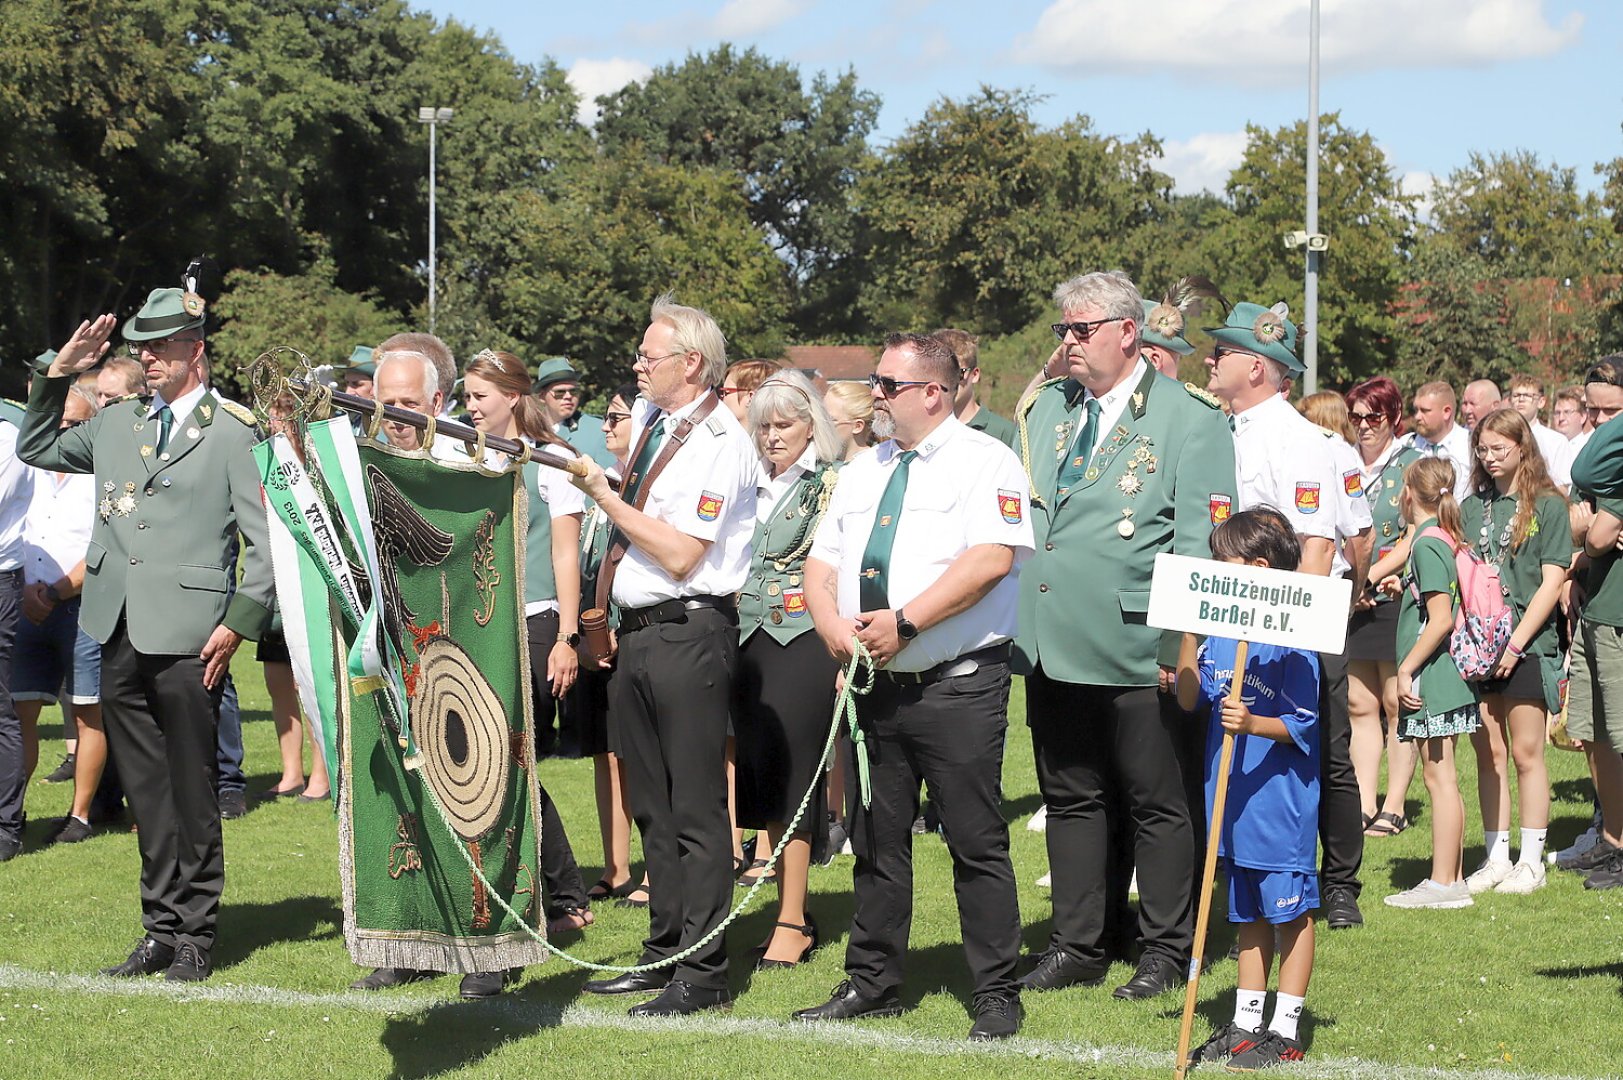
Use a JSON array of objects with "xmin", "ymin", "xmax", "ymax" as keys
[
  {"xmin": 1027, "ymin": 668, "xmax": 1193, "ymax": 967},
  {"xmin": 100, "ymin": 619, "xmax": 225, "ymax": 951},
  {"xmin": 609, "ymin": 607, "xmax": 735, "ymax": 990},
  {"xmin": 1317, "ymin": 648, "xmax": 1363, "ymax": 895},
  {"xmin": 526, "ymin": 610, "xmax": 588, "ymax": 914},
  {"xmin": 844, "ymin": 661, "xmax": 1021, "ymax": 999},
  {"xmin": 0, "ymin": 570, "xmax": 22, "ymax": 843}
]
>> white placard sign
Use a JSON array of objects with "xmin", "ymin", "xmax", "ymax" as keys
[{"xmin": 1147, "ymin": 552, "xmax": 1352, "ymax": 654}]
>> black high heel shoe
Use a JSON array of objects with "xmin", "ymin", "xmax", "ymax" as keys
[{"xmin": 753, "ymin": 915, "xmax": 819, "ymax": 971}]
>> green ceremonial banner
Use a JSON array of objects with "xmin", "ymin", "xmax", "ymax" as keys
[{"xmin": 259, "ymin": 422, "xmax": 548, "ymax": 974}]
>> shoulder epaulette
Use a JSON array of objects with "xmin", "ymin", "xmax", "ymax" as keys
[
  {"xmin": 1315, "ymin": 424, "xmax": 1339, "ymax": 439},
  {"xmin": 219, "ymin": 399, "xmax": 258, "ymax": 426},
  {"xmin": 704, "ymin": 414, "xmax": 727, "ymax": 436},
  {"xmin": 1016, "ymin": 377, "xmax": 1065, "ymax": 422},
  {"xmin": 1183, "ymin": 382, "xmax": 1223, "ymax": 410}
]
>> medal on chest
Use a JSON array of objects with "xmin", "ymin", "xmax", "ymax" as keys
[
  {"xmin": 115, "ymin": 482, "xmax": 138, "ymax": 517},
  {"xmin": 99, "ymin": 481, "xmax": 116, "ymax": 523}
]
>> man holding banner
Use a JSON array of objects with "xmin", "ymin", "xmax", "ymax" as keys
[
  {"xmin": 20, "ymin": 296, "xmax": 274, "ymax": 983},
  {"xmin": 1014, "ymin": 270, "xmax": 1236, "ymax": 1001}
]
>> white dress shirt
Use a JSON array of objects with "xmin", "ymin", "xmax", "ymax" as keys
[
  {"xmin": 21, "ymin": 466, "xmax": 95, "ymax": 585},
  {"xmin": 1067, "ymin": 359, "xmax": 1147, "ymax": 464},
  {"xmin": 1530, "ymin": 420, "xmax": 1573, "ymax": 488},
  {"xmin": 1231, "ymin": 394, "xmax": 1340, "ymax": 542},
  {"xmin": 0, "ymin": 423, "xmax": 32, "ymax": 571},
  {"xmin": 1408, "ymin": 422, "xmax": 1473, "ymax": 499},
  {"xmin": 613, "ymin": 394, "xmax": 758, "ymax": 608},
  {"xmin": 1322, "ymin": 432, "xmax": 1375, "ymax": 577},
  {"xmin": 809, "ymin": 416, "xmax": 1034, "ymax": 672},
  {"xmin": 756, "ymin": 445, "xmax": 817, "ymax": 524}
]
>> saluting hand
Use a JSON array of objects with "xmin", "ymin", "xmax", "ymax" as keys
[
  {"xmin": 48, "ymin": 314, "xmax": 118, "ymax": 378},
  {"xmin": 200, "ymin": 625, "xmax": 243, "ymax": 690},
  {"xmin": 854, "ymin": 609, "xmax": 903, "ymax": 668}
]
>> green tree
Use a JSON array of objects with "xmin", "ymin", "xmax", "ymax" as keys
[
  {"xmin": 595, "ymin": 44, "xmax": 880, "ymax": 338},
  {"xmin": 1390, "ymin": 239, "xmax": 1526, "ymax": 391},
  {"xmin": 855, "ymin": 87, "xmax": 1170, "ymax": 337}
]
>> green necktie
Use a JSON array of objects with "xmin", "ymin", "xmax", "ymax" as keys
[
  {"xmin": 621, "ymin": 416, "xmax": 666, "ymax": 505},
  {"xmin": 859, "ymin": 449, "xmax": 917, "ymax": 611},
  {"xmin": 1055, "ymin": 397, "xmax": 1101, "ymax": 498},
  {"xmin": 155, "ymin": 405, "xmax": 174, "ymax": 455}
]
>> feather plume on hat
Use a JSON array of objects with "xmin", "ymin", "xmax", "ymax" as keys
[{"xmin": 1145, "ymin": 275, "xmax": 1228, "ymax": 339}]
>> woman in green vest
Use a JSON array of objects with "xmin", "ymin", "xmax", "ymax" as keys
[
  {"xmin": 460, "ymin": 349, "xmax": 593, "ymax": 936},
  {"xmin": 735, "ymin": 370, "xmax": 844, "ymax": 969}
]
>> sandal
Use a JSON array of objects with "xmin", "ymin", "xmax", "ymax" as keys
[
  {"xmin": 754, "ymin": 916, "xmax": 819, "ymax": 971},
  {"xmin": 546, "ymin": 904, "xmax": 594, "ymax": 936},
  {"xmin": 586, "ymin": 877, "xmax": 636, "ymax": 902},
  {"xmin": 1361, "ymin": 812, "xmax": 1376, "ymax": 833},
  {"xmin": 736, "ymin": 858, "xmax": 776, "ymax": 888},
  {"xmin": 616, "ymin": 882, "xmax": 651, "ymax": 909},
  {"xmin": 1364, "ymin": 811, "xmax": 1408, "ymax": 837}
]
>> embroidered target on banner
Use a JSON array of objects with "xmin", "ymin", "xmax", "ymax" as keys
[{"xmin": 412, "ymin": 637, "xmax": 510, "ymax": 842}]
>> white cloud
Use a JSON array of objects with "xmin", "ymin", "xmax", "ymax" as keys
[
  {"xmin": 711, "ymin": 0, "xmax": 801, "ymax": 37},
  {"xmin": 1013, "ymin": 0, "xmax": 1583, "ymax": 83},
  {"xmin": 1400, "ymin": 169, "xmax": 1438, "ymax": 221},
  {"xmin": 1158, "ymin": 131, "xmax": 1248, "ymax": 195},
  {"xmin": 566, "ymin": 57, "xmax": 654, "ymax": 126}
]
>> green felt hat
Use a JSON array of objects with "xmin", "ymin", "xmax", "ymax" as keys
[
  {"xmin": 532, "ymin": 356, "xmax": 579, "ymax": 391},
  {"xmin": 1140, "ymin": 300, "xmax": 1194, "ymax": 356},
  {"xmin": 345, "ymin": 345, "xmax": 376, "ymax": 377},
  {"xmin": 1206, "ymin": 301, "xmax": 1302, "ymax": 374},
  {"xmin": 122, "ymin": 287, "xmax": 206, "ymax": 342}
]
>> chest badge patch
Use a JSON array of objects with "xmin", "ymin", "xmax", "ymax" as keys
[
  {"xmin": 1209, "ymin": 493, "xmax": 1232, "ymax": 525},
  {"xmin": 783, "ymin": 589, "xmax": 807, "ymax": 618},
  {"xmin": 1295, "ymin": 482, "xmax": 1321, "ymax": 514},
  {"xmin": 1342, "ymin": 470, "xmax": 1363, "ymax": 497},
  {"xmin": 997, "ymin": 489, "xmax": 1023, "ymax": 523},
  {"xmin": 696, "ymin": 491, "xmax": 725, "ymax": 522}
]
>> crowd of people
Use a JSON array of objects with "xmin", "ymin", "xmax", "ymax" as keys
[{"xmin": 2, "ymin": 270, "xmax": 1621, "ymax": 1070}]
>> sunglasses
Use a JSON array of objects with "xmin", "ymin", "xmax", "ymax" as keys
[
  {"xmin": 1050, "ymin": 318, "xmax": 1122, "ymax": 343},
  {"xmin": 866, "ymin": 374, "xmax": 937, "ymax": 397},
  {"xmin": 603, "ymin": 411, "xmax": 632, "ymax": 426},
  {"xmin": 1348, "ymin": 411, "xmax": 1388, "ymax": 426}
]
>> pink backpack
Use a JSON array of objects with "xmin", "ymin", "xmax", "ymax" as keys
[{"xmin": 1411, "ymin": 525, "xmax": 1514, "ymax": 681}]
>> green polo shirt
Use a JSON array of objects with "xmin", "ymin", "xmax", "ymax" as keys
[
  {"xmin": 1460, "ymin": 490, "xmax": 1573, "ymax": 661},
  {"xmin": 1398, "ymin": 532, "xmax": 1478, "ymax": 717},
  {"xmin": 1584, "ymin": 497, "xmax": 1623, "ymax": 628},
  {"xmin": 965, "ymin": 405, "xmax": 1018, "ymax": 452}
]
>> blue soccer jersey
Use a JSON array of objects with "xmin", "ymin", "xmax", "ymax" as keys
[{"xmin": 1197, "ymin": 637, "xmax": 1322, "ymax": 874}]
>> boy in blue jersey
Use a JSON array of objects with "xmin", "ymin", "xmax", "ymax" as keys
[{"xmin": 1176, "ymin": 507, "xmax": 1321, "ymax": 1072}]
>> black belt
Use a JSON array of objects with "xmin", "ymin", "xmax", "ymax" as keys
[
  {"xmin": 618, "ymin": 594, "xmax": 736, "ymax": 634},
  {"xmin": 880, "ymin": 642, "xmax": 1010, "ymax": 686}
]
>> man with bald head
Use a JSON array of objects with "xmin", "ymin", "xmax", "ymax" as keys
[{"xmin": 1461, "ymin": 380, "xmax": 1502, "ymax": 430}]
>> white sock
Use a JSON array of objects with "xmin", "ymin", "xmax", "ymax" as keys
[
  {"xmin": 70, "ymin": 815, "xmax": 89, "ymax": 826},
  {"xmin": 1234, "ymin": 989, "xmax": 1266, "ymax": 1032},
  {"xmin": 1519, "ymin": 828, "xmax": 1547, "ymax": 865},
  {"xmin": 1270, "ymin": 992, "xmax": 1305, "ymax": 1042},
  {"xmin": 1484, "ymin": 830, "xmax": 1511, "ymax": 865}
]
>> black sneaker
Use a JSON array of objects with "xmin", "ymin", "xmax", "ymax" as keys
[
  {"xmin": 1190, "ymin": 1022, "xmax": 1264, "ymax": 1065},
  {"xmin": 42, "ymin": 753, "xmax": 76, "ymax": 784},
  {"xmin": 1321, "ymin": 885, "xmax": 1362, "ymax": 929},
  {"xmin": 0, "ymin": 834, "xmax": 19, "ymax": 862},
  {"xmin": 1583, "ymin": 850, "xmax": 1623, "ymax": 890},
  {"xmin": 1225, "ymin": 1029, "xmax": 1305, "ymax": 1071},
  {"xmin": 218, "ymin": 789, "xmax": 248, "ymax": 820},
  {"xmin": 1562, "ymin": 838, "xmax": 1621, "ymax": 874},
  {"xmin": 50, "ymin": 816, "xmax": 94, "ymax": 844},
  {"xmin": 967, "ymin": 991, "xmax": 1022, "ymax": 1041}
]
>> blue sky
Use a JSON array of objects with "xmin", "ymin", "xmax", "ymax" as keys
[{"xmin": 418, "ymin": 0, "xmax": 1620, "ymax": 201}]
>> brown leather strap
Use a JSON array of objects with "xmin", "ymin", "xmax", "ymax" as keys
[{"xmin": 595, "ymin": 392, "xmax": 722, "ymax": 614}]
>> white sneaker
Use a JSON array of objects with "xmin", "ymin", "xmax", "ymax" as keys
[
  {"xmin": 1036, "ymin": 871, "xmax": 1052, "ymax": 888},
  {"xmin": 1495, "ymin": 861, "xmax": 1546, "ymax": 894},
  {"xmin": 1551, "ymin": 826, "xmax": 1599, "ymax": 867},
  {"xmin": 1026, "ymin": 805, "xmax": 1048, "ymax": 832},
  {"xmin": 1384, "ymin": 878, "xmax": 1474, "ymax": 909},
  {"xmin": 1465, "ymin": 859, "xmax": 1514, "ymax": 894}
]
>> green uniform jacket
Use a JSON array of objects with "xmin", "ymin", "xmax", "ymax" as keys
[
  {"xmin": 738, "ymin": 462, "xmax": 839, "ymax": 645},
  {"xmin": 966, "ymin": 406, "xmax": 1019, "ymax": 452},
  {"xmin": 17, "ymin": 374, "xmax": 274, "ymax": 654},
  {"xmin": 1014, "ymin": 366, "xmax": 1236, "ymax": 685}
]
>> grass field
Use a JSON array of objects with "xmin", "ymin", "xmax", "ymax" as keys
[{"xmin": 2, "ymin": 663, "xmax": 1620, "ymax": 1080}]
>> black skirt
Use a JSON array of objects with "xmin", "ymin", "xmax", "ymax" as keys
[
  {"xmin": 733, "ymin": 631, "xmax": 838, "ymax": 842},
  {"xmin": 1478, "ymin": 652, "xmax": 1546, "ymax": 703},
  {"xmin": 1344, "ymin": 600, "xmax": 1400, "ymax": 663},
  {"xmin": 255, "ymin": 629, "xmax": 290, "ymax": 664}
]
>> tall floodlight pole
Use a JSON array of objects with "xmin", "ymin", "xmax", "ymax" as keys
[
  {"xmin": 1304, "ymin": 0, "xmax": 1321, "ymax": 393},
  {"xmin": 417, "ymin": 106, "xmax": 454, "ymax": 334}
]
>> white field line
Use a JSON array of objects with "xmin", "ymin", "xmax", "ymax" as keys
[{"xmin": 0, "ymin": 963, "xmax": 1588, "ymax": 1080}]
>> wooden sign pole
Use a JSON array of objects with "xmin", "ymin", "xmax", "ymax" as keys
[{"xmin": 1172, "ymin": 638, "xmax": 1248, "ymax": 1080}]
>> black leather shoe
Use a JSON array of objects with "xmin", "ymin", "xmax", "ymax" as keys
[
  {"xmin": 218, "ymin": 789, "xmax": 248, "ymax": 820},
  {"xmin": 1018, "ymin": 948, "xmax": 1107, "ymax": 992},
  {"xmin": 582, "ymin": 968, "xmax": 670, "ymax": 996},
  {"xmin": 1111, "ymin": 954, "xmax": 1183, "ymax": 1000},
  {"xmin": 349, "ymin": 967, "xmax": 435, "ymax": 991},
  {"xmin": 627, "ymin": 979, "xmax": 732, "ymax": 1017},
  {"xmin": 968, "ymin": 991, "xmax": 1022, "ymax": 1040},
  {"xmin": 792, "ymin": 979, "xmax": 904, "ymax": 1022},
  {"xmin": 0, "ymin": 835, "xmax": 19, "ymax": 863},
  {"xmin": 102, "ymin": 937, "xmax": 176, "ymax": 977},
  {"xmin": 1323, "ymin": 884, "xmax": 1363, "ymax": 929},
  {"xmin": 460, "ymin": 968, "xmax": 520, "ymax": 999},
  {"xmin": 164, "ymin": 942, "xmax": 212, "ymax": 982}
]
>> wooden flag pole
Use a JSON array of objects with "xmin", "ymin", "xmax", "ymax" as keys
[{"xmin": 1172, "ymin": 638, "xmax": 1248, "ymax": 1080}]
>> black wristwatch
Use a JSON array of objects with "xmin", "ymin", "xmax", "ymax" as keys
[
  {"xmin": 894, "ymin": 609, "xmax": 918, "ymax": 641},
  {"xmin": 557, "ymin": 632, "xmax": 581, "ymax": 647}
]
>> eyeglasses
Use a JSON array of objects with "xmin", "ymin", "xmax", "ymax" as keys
[
  {"xmin": 603, "ymin": 411, "xmax": 632, "ymax": 426},
  {"xmin": 1348, "ymin": 411, "xmax": 1388, "ymax": 427},
  {"xmin": 127, "ymin": 336, "xmax": 199, "ymax": 360},
  {"xmin": 632, "ymin": 351, "xmax": 683, "ymax": 371},
  {"xmin": 866, "ymin": 374, "xmax": 938, "ymax": 397},
  {"xmin": 1508, "ymin": 391, "xmax": 1541, "ymax": 402},
  {"xmin": 1474, "ymin": 443, "xmax": 1517, "ymax": 461},
  {"xmin": 1050, "ymin": 318, "xmax": 1123, "ymax": 343}
]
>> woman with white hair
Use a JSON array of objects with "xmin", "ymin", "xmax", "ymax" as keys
[{"xmin": 733, "ymin": 369, "xmax": 844, "ymax": 969}]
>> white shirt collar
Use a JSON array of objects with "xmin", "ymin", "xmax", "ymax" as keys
[
  {"xmin": 882, "ymin": 414, "xmax": 965, "ymax": 463},
  {"xmin": 1231, "ymin": 390, "xmax": 1293, "ymax": 433},
  {"xmin": 149, "ymin": 383, "xmax": 209, "ymax": 427},
  {"xmin": 1083, "ymin": 359, "xmax": 1147, "ymax": 413}
]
